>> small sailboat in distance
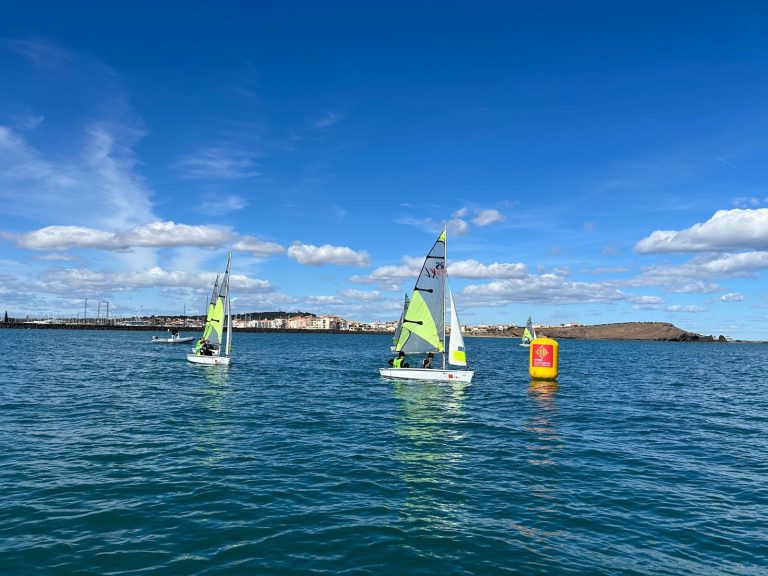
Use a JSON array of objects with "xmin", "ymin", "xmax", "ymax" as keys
[
  {"xmin": 520, "ymin": 316, "xmax": 537, "ymax": 347},
  {"xmin": 187, "ymin": 254, "xmax": 232, "ymax": 365},
  {"xmin": 380, "ymin": 228, "xmax": 474, "ymax": 383}
]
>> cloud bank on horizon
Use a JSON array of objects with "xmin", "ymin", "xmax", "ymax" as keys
[{"xmin": 0, "ymin": 4, "xmax": 767, "ymax": 340}]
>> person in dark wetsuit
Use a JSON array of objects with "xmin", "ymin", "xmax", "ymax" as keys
[{"xmin": 422, "ymin": 352, "xmax": 434, "ymax": 368}]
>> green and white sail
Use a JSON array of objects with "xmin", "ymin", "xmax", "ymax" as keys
[
  {"xmin": 392, "ymin": 293, "xmax": 410, "ymax": 349},
  {"xmin": 521, "ymin": 316, "xmax": 536, "ymax": 345},
  {"xmin": 393, "ymin": 230, "xmax": 446, "ymax": 354},
  {"xmin": 202, "ymin": 274, "xmax": 221, "ymax": 345},
  {"xmin": 448, "ymin": 288, "xmax": 467, "ymax": 366},
  {"xmin": 200, "ymin": 254, "xmax": 232, "ymax": 350}
]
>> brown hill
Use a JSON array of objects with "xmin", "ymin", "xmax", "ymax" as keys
[{"xmin": 504, "ymin": 322, "xmax": 719, "ymax": 342}]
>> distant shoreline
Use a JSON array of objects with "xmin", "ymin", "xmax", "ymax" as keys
[
  {"xmin": 0, "ymin": 322, "xmax": 388, "ymax": 336},
  {"xmin": 1, "ymin": 321, "xmax": 762, "ymax": 343}
]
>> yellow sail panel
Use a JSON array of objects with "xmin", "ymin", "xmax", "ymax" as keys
[
  {"xmin": 395, "ymin": 291, "xmax": 443, "ymax": 352},
  {"xmin": 450, "ymin": 349, "xmax": 466, "ymax": 364},
  {"xmin": 202, "ymin": 301, "xmax": 216, "ymax": 341},
  {"xmin": 210, "ymin": 296, "xmax": 225, "ymax": 345},
  {"xmin": 522, "ymin": 327, "xmax": 533, "ymax": 340}
]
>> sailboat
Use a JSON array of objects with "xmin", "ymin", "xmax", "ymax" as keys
[
  {"xmin": 390, "ymin": 293, "xmax": 410, "ymax": 351},
  {"xmin": 380, "ymin": 229, "xmax": 474, "ymax": 383},
  {"xmin": 186, "ymin": 253, "xmax": 233, "ymax": 365},
  {"xmin": 520, "ymin": 316, "xmax": 537, "ymax": 347}
]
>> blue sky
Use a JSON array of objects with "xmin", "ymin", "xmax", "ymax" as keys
[{"xmin": 1, "ymin": 1, "xmax": 768, "ymax": 340}]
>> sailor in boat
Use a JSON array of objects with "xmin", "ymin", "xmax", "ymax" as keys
[
  {"xmin": 387, "ymin": 351, "xmax": 409, "ymax": 368},
  {"xmin": 195, "ymin": 337, "xmax": 214, "ymax": 356},
  {"xmin": 422, "ymin": 352, "xmax": 434, "ymax": 369}
]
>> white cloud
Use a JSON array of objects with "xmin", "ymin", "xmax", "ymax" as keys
[
  {"xmin": 718, "ymin": 292, "xmax": 744, "ymax": 302},
  {"xmin": 198, "ymin": 195, "xmax": 249, "ymax": 216},
  {"xmin": 453, "ymin": 207, "xmax": 468, "ymax": 218},
  {"xmin": 666, "ymin": 305, "xmax": 706, "ymax": 313},
  {"xmin": 624, "ymin": 251, "xmax": 768, "ymax": 295},
  {"xmin": 630, "ymin": 295, "xmax": 665, "ymax": 310},
  {"xmin": 12, "ymin": 226, "xmax": 115, "ymax": 250},
  {"xmin": 472, "ymin": 209, "xmax": 505, "ymax": 227},
  {"xmin": 693, "ymin": 251, "xmax": 768, "ymax": 275},
  {"xmin": 449, "ymin": 259, "xmax": 528, "ymax": 279},
  {"xmin": 5, "ymin": 38, "xmax": 72, "ymax": 69},
  {"xmin": 11, "ymin": 221, "xmax": 234, "ymax": 251},
  {"xmin": 0, "ymin": 122, "xmax": 155, "ymax": 228},
  {"xmin": 338, "ymin": 288, "xmax": 383, "ymax": 301},
  {"xmin": 350, "ymin": 255, "xmax": 442, "ymax": 287},
  {"xmin": 447, "ymin": 218, "xmax": 470, "ymax": 236},
  {"xmin": 36, "ymin": 253, "xmax": 74, "ymax": 261},
  {"xmin": 34, "ymin": 266, "xmax": 272, "ymax": 295},
  {"xmin": 635, "ymin": 209, "xmax": 768, "ymax": 253},
  {"xmin": 120, "ymin": 222, "xmax": 232, "ymax": 248},
  {"xmin": 287, "ymin": 242, "xmax": 371, "ymax": 266},
  {"xmin": 590, "ymin": 266, "xmax": 630, "ymax": 274},
  {"xmin": 232, "ymin": 235, "xmax": 285, "ymax": 256},
  {"xmin": 461, "ymin": 274, "xmax": 627, "ymax": 306},
  {"xmin": 175, "ymin": 147, "xmax": 259, "ymax": 180},
  {"xmin": 731, "ymin": 197, "xmax": 760, "ymax": 208},
  {"xmin": 352, "ymin": 256, "xmax": 528, "ymax": 286}
]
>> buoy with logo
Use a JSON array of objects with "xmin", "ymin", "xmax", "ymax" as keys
[{"xmin": 529, "ymin": 337, "xmax": 559, "ymax": 381}]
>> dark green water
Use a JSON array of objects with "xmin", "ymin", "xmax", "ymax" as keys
[{"xmin": 1, "ymin": 329, "xmax": 766, "ymax": 575}]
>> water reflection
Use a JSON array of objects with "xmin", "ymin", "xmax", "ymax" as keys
[
  {"xmin": 201, "ymin": 365, "xmax": 231, "ymax": 393},
  {"xmin": 524, "ymin": 378, "xmax": 564, "ymax": 524},
  {"xmin": 192, "ymin": 366, "xmax": 233, "ymax": 467},
  {"xmin": 391, "ymin": 381, "xmax": 468, "ymax": 531},
  {"xmin": 525, "ymin": 379, "xmax": 561, "ymax": 466}
]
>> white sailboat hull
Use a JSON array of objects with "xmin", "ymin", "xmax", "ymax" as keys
[
  {"xmin": 186, "ymin": 353, "xmax": 231, "ymax": 365},
  {"xmin": 379, "ymin": 367, "xmax": 474, "ymax": 383}
]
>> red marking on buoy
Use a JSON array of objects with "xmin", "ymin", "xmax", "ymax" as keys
[{"xmin": 532, "ymin": 344, "xmax": 553, "ymax": 368}]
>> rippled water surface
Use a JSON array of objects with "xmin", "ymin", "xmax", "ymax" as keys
[{"xmin": 2, "ymin": 329, "xmax": 767, "ymax": 575}]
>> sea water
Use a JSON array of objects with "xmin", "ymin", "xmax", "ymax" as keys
[{"xmin": 1, "ymin": 329, "xmax": 766, "ymax": 575}]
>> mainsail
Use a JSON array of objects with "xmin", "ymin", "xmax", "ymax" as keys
[
  {"xmin": 393, "ymin": 230, "xmax": 446, "ymax": 354},
  {"xmin": 202, "ymin": 274, "xmax": 220, "ymax": 345}
]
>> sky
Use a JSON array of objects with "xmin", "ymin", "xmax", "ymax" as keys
[{"xmin": 1, "ymin": 1, "xmax": 768, "ymax": 340}]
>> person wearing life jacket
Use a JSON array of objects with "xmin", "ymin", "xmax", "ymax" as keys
[
  {"xmin": 388, "ymin": 351, "xmax": 409, "ymax": 368},
  {"xmin": 195, "ymin": 337, "xmax": 204, "ymax": 355},
  {"xmin": 422, "ymin": 352, "xmax": 434, "ymax": 368}
]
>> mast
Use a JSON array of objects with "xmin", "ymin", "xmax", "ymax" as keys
[
  {"xmin": 224, "ymin": 252, "xmax": 232, "ymax": 357},
  {"xmin": 442, "ymin": 225, "xmax": 447, "ymax": 370}
]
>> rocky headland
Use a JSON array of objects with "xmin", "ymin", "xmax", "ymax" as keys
[{"xmin": 495, "ymin": 322, "xmax": 728, "ymax": 342}]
